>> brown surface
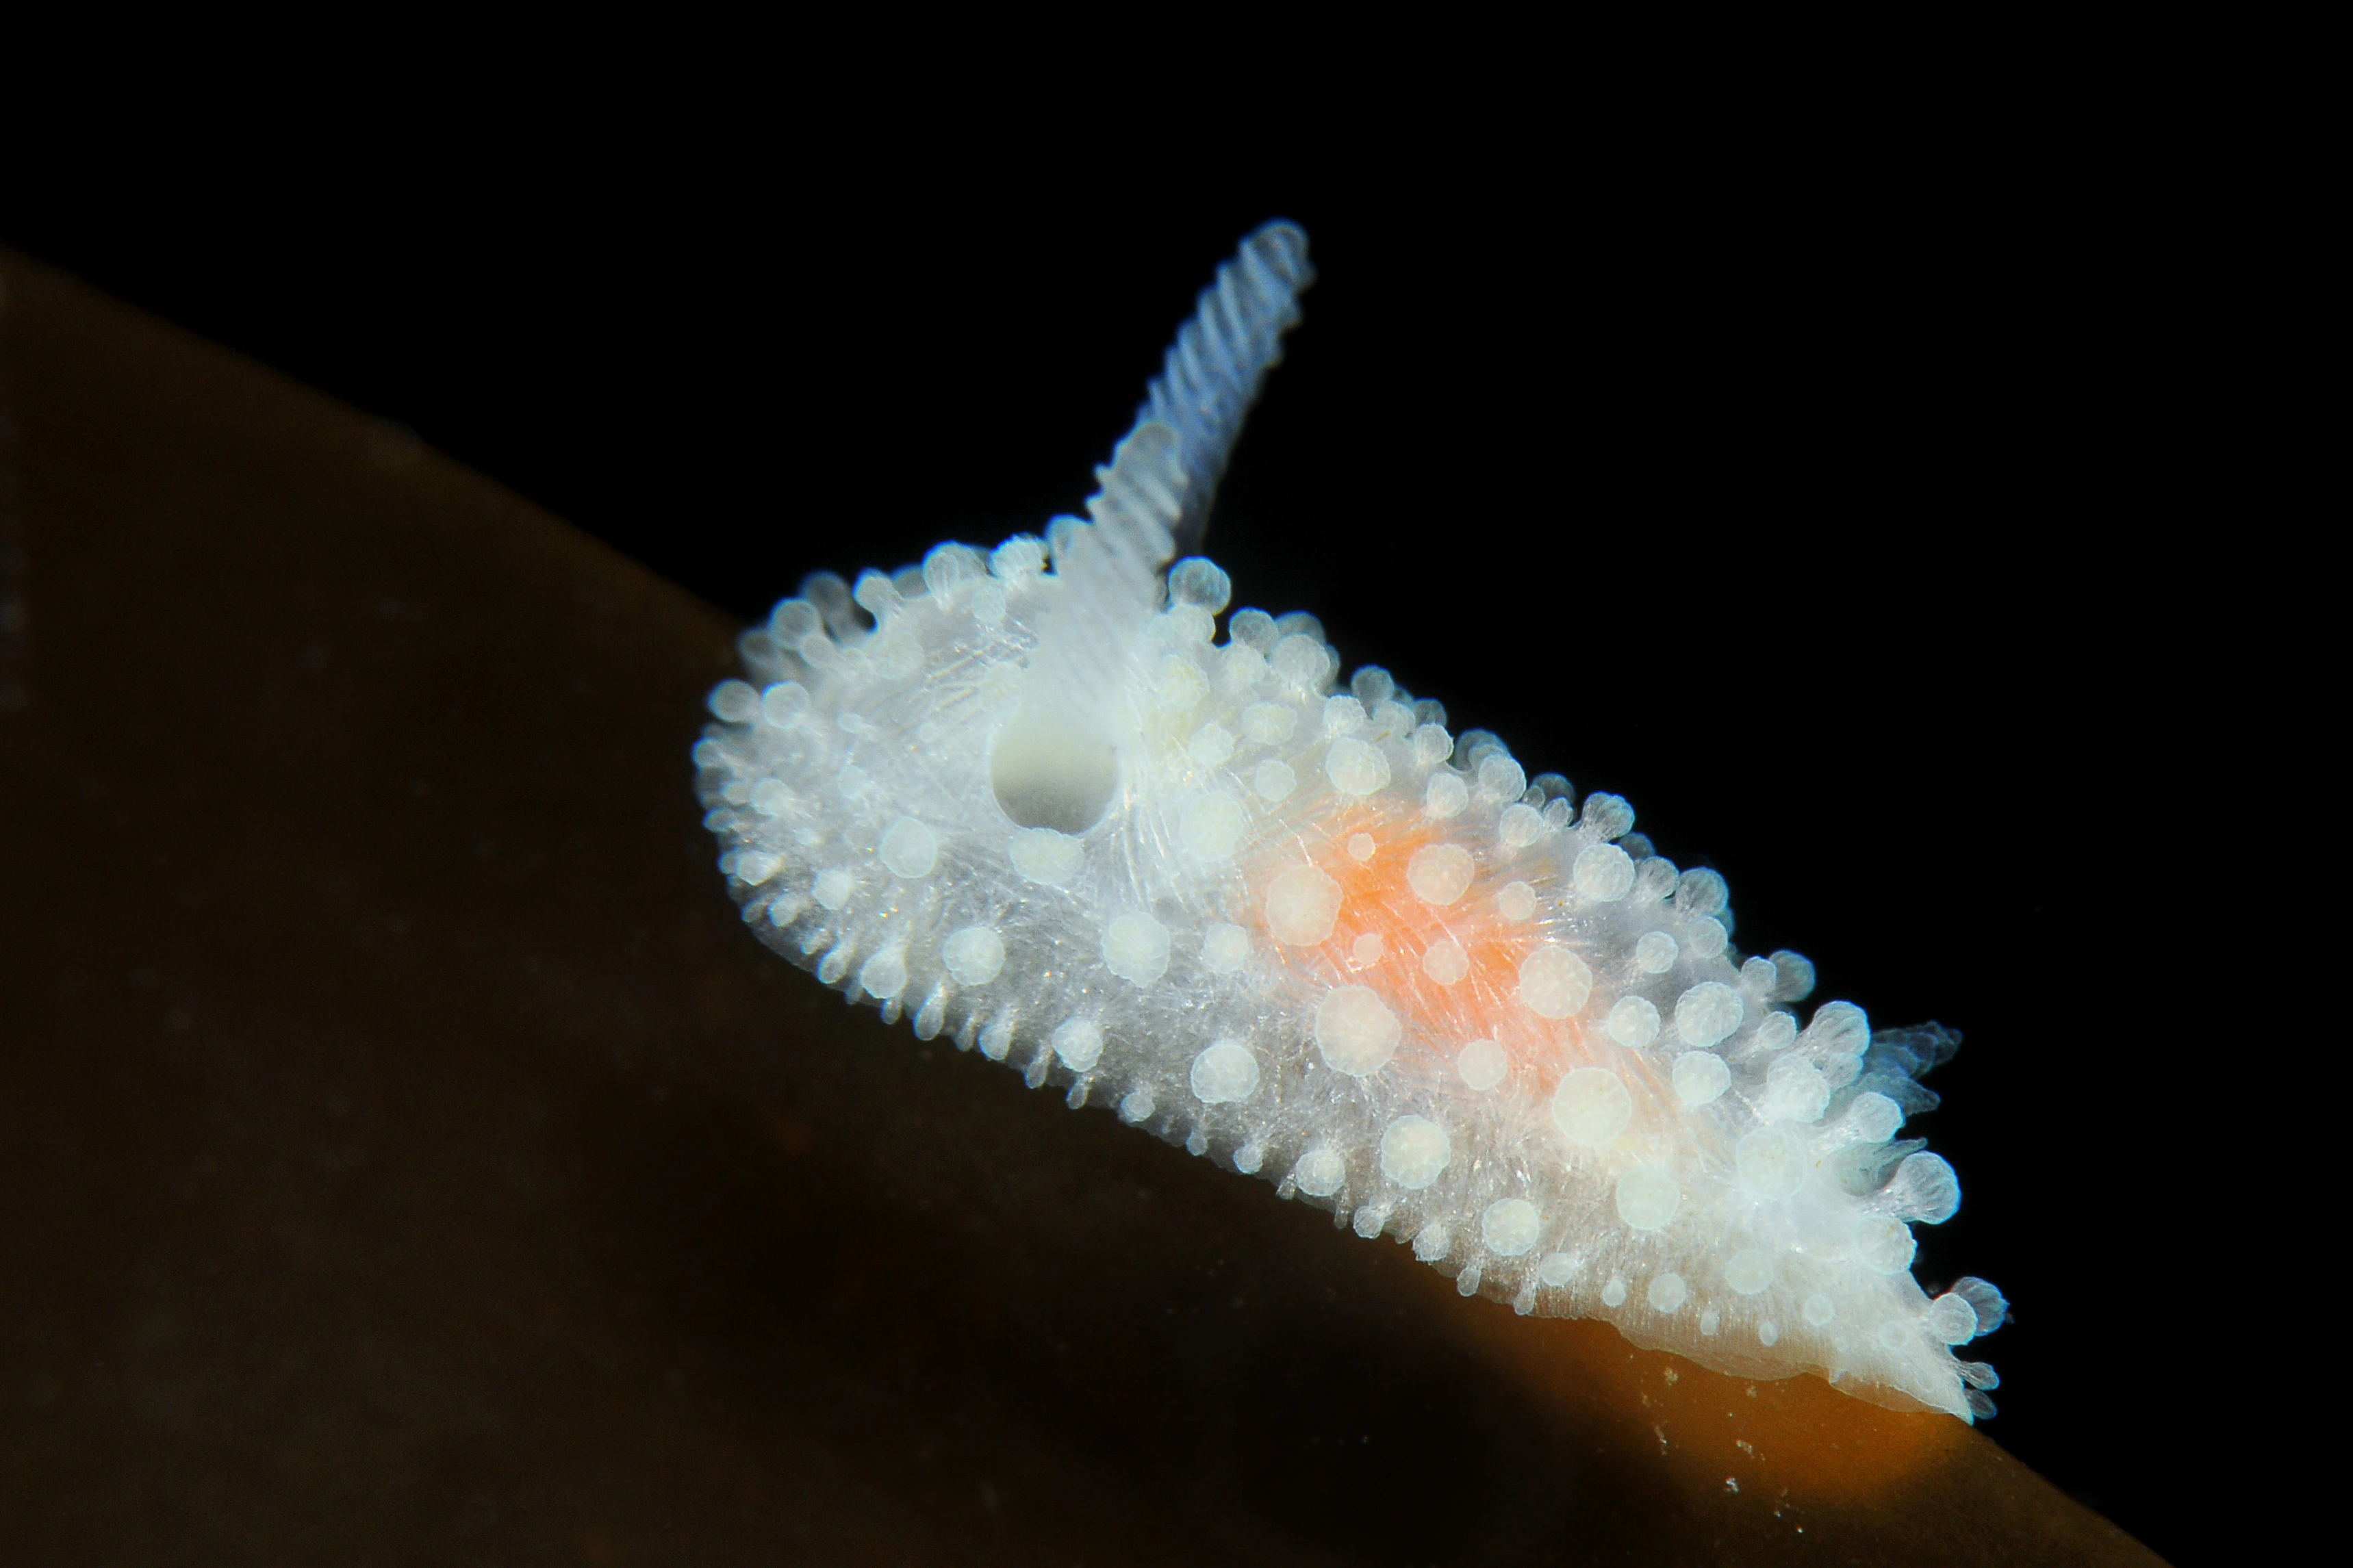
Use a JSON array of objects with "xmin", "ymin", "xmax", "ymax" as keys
[{"xmin": 0, "ymin": 249, "xmax": 2165, "ymax": 1565}]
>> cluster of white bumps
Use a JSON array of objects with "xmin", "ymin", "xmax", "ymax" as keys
[{"xmin": 693, "ymin": 225, "xmax": 2007, "ymax": 1419}]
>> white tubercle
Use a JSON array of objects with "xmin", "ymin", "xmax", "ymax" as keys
[{"xmin": 693, "ymin": 222, "xmax": 2002, "ymax": 1424}]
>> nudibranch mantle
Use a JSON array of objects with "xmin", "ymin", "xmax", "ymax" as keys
[{"xmin": 695, "ymin": 224, "xmax": 2007, "ymax": 1419}]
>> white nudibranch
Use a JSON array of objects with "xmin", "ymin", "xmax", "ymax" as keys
[{"xmin": 694, "ymin": 224, "xmax": 2009, "ymax": 1421}]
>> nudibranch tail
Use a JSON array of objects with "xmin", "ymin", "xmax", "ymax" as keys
[{"xmin": 698, "ymin": 224, "xmax": 2007, "ymax": 1424}]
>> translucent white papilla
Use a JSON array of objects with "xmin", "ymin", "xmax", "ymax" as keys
[{"xmin": 694, "ymin": 224, "xmax": 2009, "ymax": 1421}]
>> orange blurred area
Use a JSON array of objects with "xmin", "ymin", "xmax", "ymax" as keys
[{"xmin": 1451, "ymin": 1286, "xmax": 1961, "ymax": 1506}]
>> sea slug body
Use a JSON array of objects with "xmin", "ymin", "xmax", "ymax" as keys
[{"xmin": 694, "ymin": 224, "xmax": 2008, "ymax": 1420}]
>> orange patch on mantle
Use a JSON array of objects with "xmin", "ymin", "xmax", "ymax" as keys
[{"xmin": 1247, "ymin": 804, "xmax": 1644, "ymax": 1098}]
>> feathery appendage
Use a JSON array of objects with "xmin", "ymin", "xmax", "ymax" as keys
[
  {"xmin": 1135, "ymin": 221, "xmax": 1314, "ymax": 558},
  {"xmin": 696, "ymin": 225, "xmax": 2006, "ymax": 1422}
]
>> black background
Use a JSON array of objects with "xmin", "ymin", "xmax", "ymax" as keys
[{"xmin": 9, "ymin": 138, "xmax": 2250, "ymax": 1564}]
